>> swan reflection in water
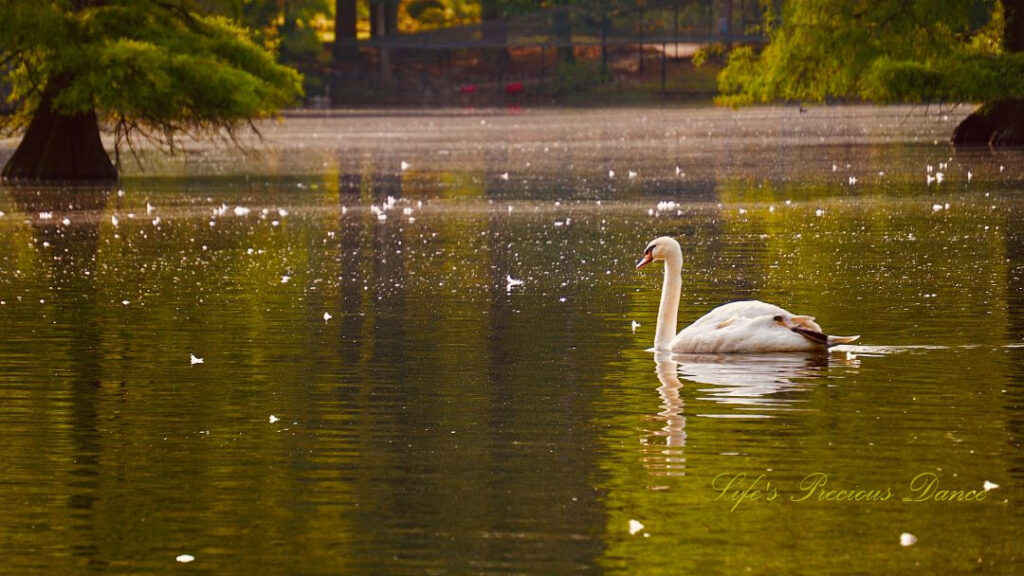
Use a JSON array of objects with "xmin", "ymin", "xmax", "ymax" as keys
[
  {"xmin": 642, "ymin": 349, "xmax": 861, "ymax": 476},
  {"xmin": 675, "ymin": 350, "xmax": 860, "ymax": 417}
]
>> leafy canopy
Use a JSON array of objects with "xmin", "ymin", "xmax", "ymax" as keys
[
  {"xmin": 717, "ymin": 0, "xmax": 1024, "ymax": 105},
  {"xmin": 1, "ymin": 1, "xmax": 303, "ymax": 155}
]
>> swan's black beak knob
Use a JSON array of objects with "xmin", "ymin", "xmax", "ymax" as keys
[{"xmin": 636, "ymin": 253, "xmax": 654, "ymax": 269}]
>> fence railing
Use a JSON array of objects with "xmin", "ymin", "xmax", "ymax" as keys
[{"xmin": 313, "ymin": 3, "xmax": 768, "ymax": 106}]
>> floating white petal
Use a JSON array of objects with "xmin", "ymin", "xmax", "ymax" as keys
[
  {"xmin": 983, "ymin": 480, "xmax": 999, "ymax": 491},
  {"xmin": 628, "ymin": 519, "xmax": 644, "ymax": 535},
  {"xmin": 190, "ymin": 354, "xmax": 204, "ymax": 365},
  {"xmin": 176, "ymin": 554, "xmax": 195, "ymax": 563},
  {"xmin": 269, "ymin": 415, "xmax": 280, "ymax": 424},
  {"xmin": 506, "ymin": 275, "xmax": 524, "ymax": 293},
  {"xmin": 400, "ymin": 161, "xmax": 411, "ymax": 171},
  {"xmin": 631, "ymin": 320, "xmax": 640, "ymax": 333},
  {"xmin": 323, "ymin": 311, "xmax": 332, "ymax": 322},
  {"xmin": 900, "ymin": 532, "xmax": 917, "ymax": 547}
]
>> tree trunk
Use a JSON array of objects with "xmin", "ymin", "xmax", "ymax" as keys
[
  {"xmin": 333, "ymin": 0, "xmax": 358, "ymax": 58},
  {"xmin": 554, "ymin": 6, "xmax": 575, "ymax": 65},
  {"xmin": 370, "ymin": 1, "xmax": 399, "ymax": 36},
  {"xmin": 952, "ymin": 101, "xmax": 1024, "ymax": 147},
  {"xmin": 1, "ymin": 76, "xmax": 117, "ymax": 183},
  {"xmin": 482, "ymin": 0, "xmax": 512, "ymax": 71},
  {"xmin": 952, "ymin": 0, "xmax": 1024, "ymax": 148}
]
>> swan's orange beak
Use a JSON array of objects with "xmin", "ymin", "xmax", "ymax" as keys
[{"xmin": 636, "ymin": 253, "xmax": 654, "ymax": 269}]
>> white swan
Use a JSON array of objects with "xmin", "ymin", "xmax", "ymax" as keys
[{"xmin": 636, "ymin": 237, "xmax": 859, "ymax": 353}]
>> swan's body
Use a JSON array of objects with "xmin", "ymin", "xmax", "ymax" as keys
[{"xmin": 637, "ymin": 237, "xmax": 859, "ymax": 353}]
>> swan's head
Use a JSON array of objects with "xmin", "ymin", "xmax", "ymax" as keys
[{"xmin": 636, "ymin": 236, "xmax": 682, "ymax": 269}]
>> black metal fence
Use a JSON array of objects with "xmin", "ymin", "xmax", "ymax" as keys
[{"xmin": 314, "ymin": 2, "xmax": 767, "ymax": 106}]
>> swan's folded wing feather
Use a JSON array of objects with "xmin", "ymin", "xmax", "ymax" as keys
[{"xmin": 715, "ymin": 314, "xmax": 739, "ymax": 329}]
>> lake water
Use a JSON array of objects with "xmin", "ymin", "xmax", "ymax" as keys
[{"xmin": 0, "ymin": 106, "xmax": 1022, "ymax": 574}]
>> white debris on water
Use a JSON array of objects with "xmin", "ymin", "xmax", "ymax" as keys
[
  {"xmin": 400, "ymin": 161, "xmax": 411, "ymax": 171},
  {"xmin": 323, "ymin": 311, "xmax": 332, "ymax": 322},
  {"xmin": 233, "ymin": 206, "xmax": 251, "ymax": 216},
  {"xmin": 176, "ymin": 554, "xmax": 195, "ymax": 563},
  {"xmin": 629, "ymin": 519, "xmax": 645, "ymax": 535},
  {"xmin": 269, "ymin": 415, "xmax": 280, "ymax": 424},
  {"xmin": 281, "ymin": 275, "xmax": 291, "ymax": 284},
  {"xmin": 900, "ymin": 533, "xmax": 917, "ymax": 547},
  {"xmin": 608, "ymin": 169, "xmax": 615, "ymax": 179},
  {"xmin": 631, "ymin": 320, "xmax": 640, "ymax": 333},
  {"xmin": 39, "ymin": 212, "xmax": 53, "ymax": 220},
  {"xmin": 190, "ymin": 354, "xmax": 204, "ymax": 366},
  {"xmin": 500, "ymin": 172, "xmax": 509, "ymax": 181},
  {"xmin": 983, "ymin": 480, "xmax": 999, "ymax": 491},
  {"xmin": 506, "ymin": 275, "xmax": 523, "ymax": 293}
]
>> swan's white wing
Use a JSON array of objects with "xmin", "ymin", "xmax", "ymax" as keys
[
  {"xmin": 684, "ymin": 300, "xmax": 788, "ymax": 328},
  {"xmin": 672, "ymin": 301, "xmax": 821, "ymax": 353}
]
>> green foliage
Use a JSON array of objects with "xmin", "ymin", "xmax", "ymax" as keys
[
  {"xmin": 404, "ymin": 0, "xmax": 481, "ymax": 31},
  {"xmin": 557, "ymin": 60, "xmax": 606, "ymax": 92},
  {"xmin": 192, "ymin": 0, "xmax": 330, "ymax": 94},
  {"xmin": 1, "ymin": 1, "xmax": 303, "ymax": 156},
  {"xmin": 717, "ymin": 0, "xmax": 1022, "ymax": 105}
]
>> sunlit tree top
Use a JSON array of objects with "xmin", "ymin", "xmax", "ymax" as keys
[
  {"xmin": 717, "ymin": 0, "xmax": 1024, "ymax": 105},
  {"xmin": 0, "ymin": 1, "xmax": 303, "ymax": 158}
]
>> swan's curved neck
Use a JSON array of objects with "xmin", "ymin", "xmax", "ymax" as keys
[{"xmin": 655, "ymin": 255, "xmax": 682, "ymax": 350}]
